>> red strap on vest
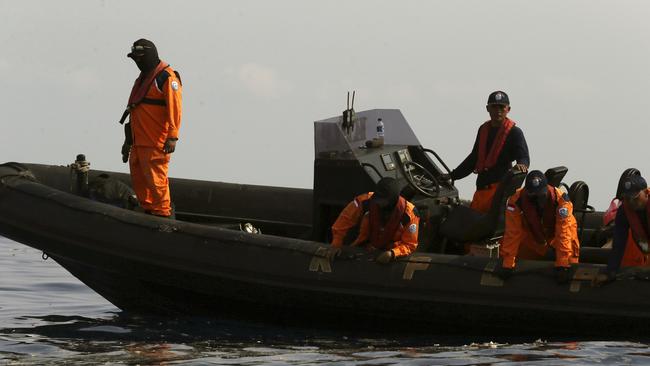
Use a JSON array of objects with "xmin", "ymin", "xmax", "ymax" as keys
[
  {"xmin": 520, "ymin": 186, "xmax": 557, "ymax": 245},
  {"xmin": 127, "ymin": 61, "xmax": 169, "ymax": 106},
  {"xmin": 368, "ymin": 197, "xmax": 407, "ymax": 250},
  {"xmin": 474, "ymin": 118, "xmax": 515, "ymax": 173},
  {"xmin": 623, "ymin": 198, "xmax": 650, "ymax": 252}
]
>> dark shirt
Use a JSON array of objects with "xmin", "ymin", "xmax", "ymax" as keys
[
  {"xmin": 450, "ymin": 124, "xmax": 530, "ymax": 188},
  {"xmin": 607, "ymin": 206, "xmax": 649, "ymax": 272}
]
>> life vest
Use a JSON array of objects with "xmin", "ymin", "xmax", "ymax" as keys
[
  {"xmin": 368, "ymin": 196, "xmax": 407, "ymax": 250},
  {"xmin": 119, "ymin": 61, "xmax": 182, "ymax": 125},
  {"xmin": 622, "ymin": 196, "xmax": 650, "ymax": 260},
  {"xmin": 474, "ymin": 118, "xmax": 515, "ymax": 173},
  {"xmin": 519, "ymin": 186, "xmax": 557, "ymax": 246},
  {"xmin": 128, "ymin": 61, "xmax": 169, "ymax": 106},
  {"xmin": 603, "ymin": 198, "xmax": 621, "ymax": 226}
]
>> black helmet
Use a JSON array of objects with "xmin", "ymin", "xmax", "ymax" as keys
[{"xmin": 371, "ymin": 177, "xmax": 402, "ymax": 209}]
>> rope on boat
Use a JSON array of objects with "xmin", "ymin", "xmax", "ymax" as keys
[
  {"xmin": 69, "ymin": 160, "xmax": 90, "ymax": 174},
  {"xmin": 0, "ymin": 162, "xmax": 37, "ymax": 182},
  {"xmin": 0, "ymin": 171, "xmax": 37, "ymax": 182}
]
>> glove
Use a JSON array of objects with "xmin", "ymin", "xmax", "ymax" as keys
[
  {"xmin": 163, "ymin": 138, "xmax": 177, "ymax": 154},
  {"xmin": 325, "ymin": 246, "xmax": 341, "ymax": 261},
  {"xmin": 555, "ymin": 267, "xmax": 571, "ymax": 284},
  {"xmin": 376, "ymin": 250, "xmax": 395, "ymax": 264},
  {"xmin": 496, "ymin": 267, "xmax": 514, "ymax": 281},
  {"xmin": 121, "ymin": 143, "xmax": 131, "ymax": 163}
]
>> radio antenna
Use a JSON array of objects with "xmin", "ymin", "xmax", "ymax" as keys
[{"xmin": 342, "ymin": 91, "xmax": 357, "ymax": 136}]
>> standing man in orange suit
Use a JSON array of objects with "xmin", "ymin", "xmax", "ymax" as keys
[
  {"xmin": 499, "ymin": 170, "xmax": 580, "ymax": 283},
  {"xmin": 120, "ymin": 39, "xmax": 182, "ymax": 218}
]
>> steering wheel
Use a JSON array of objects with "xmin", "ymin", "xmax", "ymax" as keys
[{"xmin": 402, "ymin": 161, "xmax": 440, "ymax": 197}]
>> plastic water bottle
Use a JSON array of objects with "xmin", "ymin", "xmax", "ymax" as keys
[{"xmin": 376, "ymin": 118, "xmax": 385, "ymax": 139}]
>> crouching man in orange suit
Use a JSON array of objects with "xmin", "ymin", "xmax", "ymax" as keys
[
  {"xmin": 327, "ymin": 177, "xmax": 420, "ymax": 264},
  {"xmin": 499, "ymin": 170, "xmax": 580, "ymax": 283}
]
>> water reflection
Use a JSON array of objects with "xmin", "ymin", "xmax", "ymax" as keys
[{"xmin": 2, "ymin": 313, "xmax": 650, "ymax": 365}]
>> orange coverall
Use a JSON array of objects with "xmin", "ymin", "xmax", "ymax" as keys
[
  {"xmin": 620, "ymin": 234, "xmax": 650, "ymax": 267},
  {"xmin": 470, "ymin": 183, "xmax": 499, "ymax": 214},
  {"xmin": 501, "ymin": 187, "xmax": 580, "ymax": 268},
  {"xmin": 330, "ymin": 193, "xmax": 420, "ymax": 257},
  {"xmin": 129, "ymin": 64, "xmax": 182, "ymax": 217}
]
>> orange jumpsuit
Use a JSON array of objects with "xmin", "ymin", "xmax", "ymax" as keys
[
  {"xmin": 128, "ymin": 63, "xmax": 182, "ymax": 217},
  {"xmin": 470, "ymin": 184, "xmax": 499, "ymax": 214},
  {"xmin": 331, "ymin": 193, "xmax": 420, "ymax": 257},
  {"xmin": 620, "ymin": 234, "xmax": 650, "ymax": 267},
  {"xmin": 501, "ymin": 187, "xmax": 580, "ymax": 268}
]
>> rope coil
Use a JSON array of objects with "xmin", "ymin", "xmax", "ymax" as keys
[{"xmin": 70, "ymin": 160, "xmax": 90, "ymax": 174}]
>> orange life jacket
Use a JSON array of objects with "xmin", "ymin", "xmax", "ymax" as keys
[
  {"xmin": 128, "ymin": 64, "xmax": 182, "ymax": 149},
  {"xmin": 368, "ymin": 197, "xmax": 407, "ymax": 250},
  {"xmin": 474, "ymin": 118, "xmax": 515, "ymax": 173},
  {"xmin": 519, "ymin": 186, "xmax": 557, "ymax": 245},
  {"xmin": 603, "ymin": 198, "xmax": 621, "ymax": 226},
  {"xmin": 128, "ymin": 61, "xmax": 170, "ymax": 107}
]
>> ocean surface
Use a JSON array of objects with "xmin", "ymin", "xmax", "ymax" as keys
[{"xmin": 1, "ymin": 236, "xmax": 649, "ymax": 365}]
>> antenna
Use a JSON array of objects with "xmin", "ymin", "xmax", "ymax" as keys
[{"xmin": 342, "ymin": 91, "xmax": 357, "ymax": 136}]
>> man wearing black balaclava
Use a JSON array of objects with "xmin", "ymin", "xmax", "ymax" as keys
[
  {"xmin": 327, "ymin": 177, "xmax": 420, "ymax": 264},
  {"xmin": 120, "ymin": 38, "xmax": 182, "ymax": 218}
]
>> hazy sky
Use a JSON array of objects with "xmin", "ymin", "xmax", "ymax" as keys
[{"xmin": 1, "ymin": 1, "xmax": 648, "ymax": 208}]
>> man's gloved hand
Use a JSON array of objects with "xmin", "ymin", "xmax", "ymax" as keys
[
  {"xmin": 496, "ymin": 267, "xmax": 514, "ymax": 281},
  {"xmin": 555, "ymin": 266, "xmax": 572, "ymax": 284},
  {"xmin": 593, "ymin": 271, "xmax": 616, "ymax": 287},
  {"xmin": 376, "ymin": 250, "xmax": 395, "ymax": 264},
  {"xmin": 325, "ymin": 246, "xmax": 341, "ymax": 261},
  {"xmin": 163, "ymin": 138, "xmax": 177, "ymax": 154},
  {"xmin": 121, "ymin": 143, "xmax": 131, "ymax": 163}
]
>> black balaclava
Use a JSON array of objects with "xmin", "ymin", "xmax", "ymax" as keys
[{"xmin": 127, "ymin": 38, "xmax": 160, "ymax": 73}]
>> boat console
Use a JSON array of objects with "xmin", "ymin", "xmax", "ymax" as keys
[{"xmin": 311, "ymin": 109, "xmax": 460, "ymax": 248}]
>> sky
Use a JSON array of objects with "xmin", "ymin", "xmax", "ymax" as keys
[{"xmin": 0, "ymin": 0, "xmax": 649, "ymax": 209}]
